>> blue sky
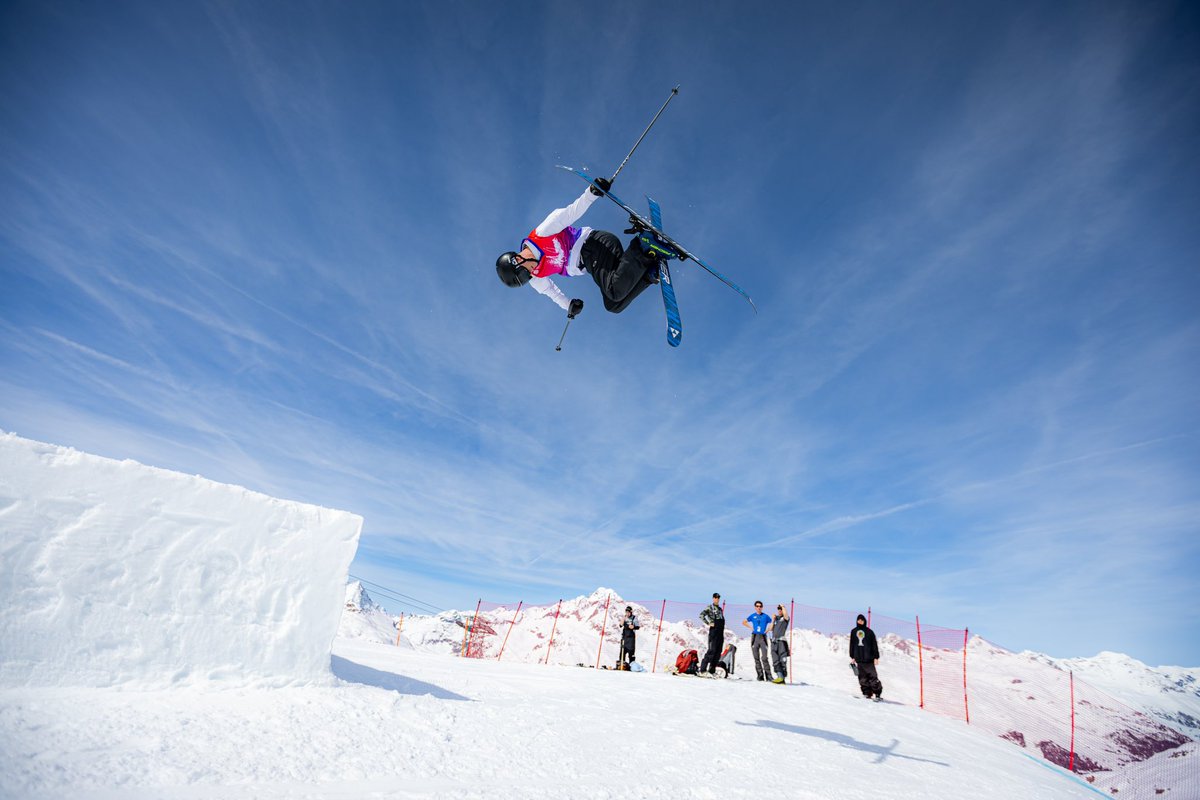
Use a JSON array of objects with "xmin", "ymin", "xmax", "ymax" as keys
[{"xmin": 2, "ymin": 1, "xmax": 1197, "ymax": 666}]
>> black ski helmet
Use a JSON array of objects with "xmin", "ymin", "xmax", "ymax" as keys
[{"xmin": 496, "ymin": 252, "xmax": 531, "ymax": 288}]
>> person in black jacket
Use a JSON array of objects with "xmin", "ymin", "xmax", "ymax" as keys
[
  {"xmin": 698, "ymin": 593, "xmax": 725, "ymax": 675},
  {"xmin": 619, "ymin": 606, "xmax": 640, "ymax": 668},
  {"xmin": 849, "ymin": 613, "xmax": 883, "ymax": 700}
]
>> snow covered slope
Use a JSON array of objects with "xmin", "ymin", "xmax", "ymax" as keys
[
  {"xmin": 399, "ymin": 589, "xmax": 1198, "ymax": 798},
  {"xmin": 0, "ymin": 636, "xmax": 1119, "ymax": 799},
  {"xmin": 0, "ymin": 432, "xmax": 362, "ymax": 687}
]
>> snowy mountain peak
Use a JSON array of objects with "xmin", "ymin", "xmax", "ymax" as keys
[
  {"xmin": 343, "ymin": 581, "xmax": 376, "ymax": 613},
  {"xmin": 338, "ymin": 581, "xmax": 403, "ymax": 645}
]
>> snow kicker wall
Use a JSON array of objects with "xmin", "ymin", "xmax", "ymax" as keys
[{"xmin": 0, "ymin": 433, "xmax": 363, "ymax": 688}]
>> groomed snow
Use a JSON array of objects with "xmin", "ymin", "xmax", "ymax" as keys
[
  {"xmin": 0, "ymin": 637, "xmax": 1107, "ymax": 799},
  {"xmin": 0, "ymin": 433, "xmax": 362, "ymax": 688}
]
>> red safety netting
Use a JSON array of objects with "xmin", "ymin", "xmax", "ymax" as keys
[
  {"xmin": 963, "ymin": 636, "xmax": 1197, "ymax": 798},
  {"xmin": 918, "ymin": 621, "xmax": 969, "ymax": 721}
]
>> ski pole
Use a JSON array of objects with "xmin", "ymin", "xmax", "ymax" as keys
[
  {"xmin": 556, "ymin": 299, "xmax": 583, "ymax": 352},
  {"xmin": 609, "ymin": 85, "xmax": 680, "ymax": 185},
  {"xmin": 554, "ymin": 317, "xmax": 573, "ymax": 352}
]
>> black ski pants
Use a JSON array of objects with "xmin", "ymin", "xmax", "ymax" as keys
[
  {"xmin": 580, "ymin": 231, "xmax": 658, "ymax": 313},
  {"xmin": 700, "ymin": 625, "xmax": 724, "ymax": 674},
  {"xmin": 856, "ymin": 661, "xmax": 883, "ymax": 697},
  {"xmin": 620, "ymin": 634, "xmax": 636, "ymax": 664},
  {"xmin": 771, "ymin": 639, "xmax": 789, "ymax": 680}
]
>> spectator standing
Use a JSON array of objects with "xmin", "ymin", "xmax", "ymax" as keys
[
  {"xmin": 770, "ymin": 604, "xmax": 790, "ymax": 684},
  {"xmin": 619, "ymin": 606, "xmax": 640, "ymax": 668},
  {"xmin": 698, "ymin": 593, "xmax": 725, "ymax": 675},
  {"xmin": 743, "ymin": 601, "xmax": 773, "ymax": 681},
  {"xmin": 849, "ymin": 613, "xmax": 883, "ymax": 700}
]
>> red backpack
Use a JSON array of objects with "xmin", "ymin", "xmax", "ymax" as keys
[{"xmin": 675, "ymin": 649, "xmax": 699, "ymax": 675}]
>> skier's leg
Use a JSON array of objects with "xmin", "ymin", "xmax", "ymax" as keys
[
  {"xmin": 604, "ymin": 266, "xmax": 658, "ymax": 314},
  {"xmin": 864, "ymin": 664, "xmax": 882, "ymax": 697},
  {"xmin": 580, "ymin": 231, "xmax": 625, "ymax": 312},
  {"xmin": 701, "ymin": 629, "xmax": 721, "ymax": 674},
  {"xmin": 583, "ymin": 233, "xmax": 658, "ymax": 313},
  {"xmin": 772, "ymin": 641, "xmax": 788, "ymax": 679},
  {"xmin": 752, "ymin": 636, "xmax": 767, "ymax": 679},
  {"xmin": 856, "ymin": 663, "xmax": 873, "ymax": 696}
]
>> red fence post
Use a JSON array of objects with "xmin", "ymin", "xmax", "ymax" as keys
[
  {"xmin": 789, "ymin": 599, "xmax": 795, "ymax": 685},
  {"xmin": 394, "ymin": 612, "xmax": 405, "ymax": 647},
  {"xmin": 1069, "ymin": 670, "xmax": 1076, "ymax": 772},
  {"xmin": 461, "ymin": 599, "xmax": 482, "ymax": 657},
  {"xmin": 867, "ymin": 606, "xmax": 871, "ymax": 627},
  {"xmin": 962, "ymin": 627, "xmax": 970, "ymax": 723},
  {"xmin": 916, "ymin": 615, "xmax": 924, "ymax": 710},
  {"xmin": 544, "ymin": 599, "xmax": 562, "ymax": 665},
  {"xmin": 497, "ymin": 601, "xmax": 523, "ymax": 661},
  {"xmin": 651, "ymin": 600, "xmax": 666, "ymax": 674},
  {"xmin": 594, "ymin": 593, "xmax": 612, "ymax": 669}
]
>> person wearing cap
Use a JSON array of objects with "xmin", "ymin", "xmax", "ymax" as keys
[
  {"xmin": 769, "ymin": 604, "xmax": 790, "ymax": 684},
  {"xmin": 495, "ymin": 179, "xmax": 662, "ymax": 318},
  {"xmin": 849, "ymin": 613, "xmax": 883, "ymax": 700},
  {"xmin": 698, "ymin": 593, "xmax": 726, "ymax": 676},
  {"xmin": 742, "ymin": 601, "xmax": 774, "ymax": 681},
  {"xmin": 619, "ymin": 606, "xmax": 640, "ymax": 669}
]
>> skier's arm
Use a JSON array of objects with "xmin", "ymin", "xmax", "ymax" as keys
[
  {"xmin": 529, "ymin": 276, "xmax": 570, "ymax": 310},
  {"xmin": 534, "ymin": 188, "xmax": 600, "ymax": 236}
]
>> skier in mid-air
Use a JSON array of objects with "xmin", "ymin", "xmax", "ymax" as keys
[{"xmin": 496, "ymin": 178, "xmax": 663, "ymax": 316}]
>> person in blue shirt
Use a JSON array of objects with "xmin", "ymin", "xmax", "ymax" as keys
[{"xmin": 742, "ymin": 601, "xmax": 774, "ymax": 681}]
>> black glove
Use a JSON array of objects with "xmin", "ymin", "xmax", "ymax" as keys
[
  {"xmin": 589, "ymin": 177, "xmax": 611, "ymax": 196},
  {"xmin": 567, "ymin": 298, "xmax": 584, "ymax": 319}
]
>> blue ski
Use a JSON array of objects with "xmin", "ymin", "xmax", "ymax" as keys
[
  {"xmin": 659, "ymin": 260, "xmax": 682, "ymax": 347},
  {"xmin": 557, "ymin": 166, "xmax": 757, "ymax": 314},
  {"xmin": 647, "ymin": 197, "xmax": 682, "ymax": 347}
]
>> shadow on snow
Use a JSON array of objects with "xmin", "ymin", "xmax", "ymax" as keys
[
  {"xmin": 736, "ymin": 720, "xmax": 949, "ymax": 767},
  {"xmin": 331, "ymin": 655, "xmax": 472, "ymax": 701}
]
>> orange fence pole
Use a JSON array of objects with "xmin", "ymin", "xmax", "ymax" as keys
[
  {"xmin": 594, "ymin": 593, "xmax": 612, "ymax": 669},
  {"xmin": 651, "ymin": 599, "xmax": 666, "ymax": 673},
  {"xmin": 544, "ymin": 599, "xmax": 562, "ymax": 665},
  {"xmin": 916, "ymin": 615, "xmax": 924, "ymax": 709},
  {"xmin": 394, "ymin": 612, "xmax": 405, "ymax": 647},
  {"xmin": 497, "ymin": 601, "xmax": 523, "ymax": 661},
  {"xmin": 460, "ymin": 598, "xmax": 482, "ymax": 658},
  {"xmin": 460, "ymin": 599, "xmax": 480, "ymax": 657}
]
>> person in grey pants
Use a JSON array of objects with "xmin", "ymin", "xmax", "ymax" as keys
[
  {"xmin": 769, "ymin": 604, "xmax": 790, "ymax": 684},
  {"xmin": 742, "ymin": 601, "xmax": 773, "ymax": 681}
]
